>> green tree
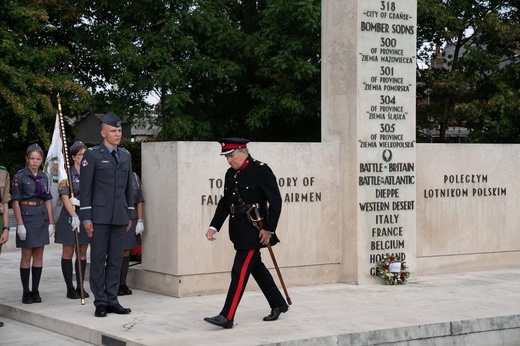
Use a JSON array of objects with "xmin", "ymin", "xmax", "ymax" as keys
[
  {"xmin": 417, "ymin": 0, "xmax": 520, "ymax": 143},
  {"xmin": 82, "ymin": 0, "xmax": 321, "ymax": 142},
  {"xmin": 0, "ymin": 0, "xmax": 88, "ymax": 173}
]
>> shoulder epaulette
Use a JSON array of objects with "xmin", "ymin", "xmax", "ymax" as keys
[
  {"xmin": 16, "ymin": 168, "xmax": 24, "ymax": 174},
  {"xmin": 120, "ymin": 147, "xmax": 130, "ymax": 153},
  {"xmin": 88, "ymin": 146, "xmax": 100, "ymax": 151},
  {"xmin": 253, "ymin": 159, "xmax": 268, "ymax": 166}
]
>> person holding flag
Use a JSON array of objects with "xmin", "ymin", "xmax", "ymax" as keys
[
  {"xmin": 44, "ymin": 114, "xmax": 67, "ymax": 224},
  {"xmin": 55, "ymin": 141, "xmax": 90, "ymax": 300},
  {"xmin": 11, "ymin": 144, "xmax": 54, "ymax": 304}
]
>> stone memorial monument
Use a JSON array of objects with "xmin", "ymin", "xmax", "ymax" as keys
[
  {"xmin": 132, "ymin": 1, "xmax": 520, "ymax": 297},
  {"xmin": 322, "ymin": 0, "xmax": 417, "ymax": 283},
  {"xmin": 134, "ymin": 0, "xmax": 418, "ymax": 296}
]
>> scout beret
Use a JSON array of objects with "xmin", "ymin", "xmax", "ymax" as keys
[
  {"xmin": 217, "ymin": 138, "xmax": 249, "ymax": 155},
  {"xmin": 26, "ymin": 143, "xmax": 42, "ymax": 155},
  {"xmin": 100, "ymin": 113, "xmax": 122, "ymax": 127},
  {"xmin": 70, "ymin": 141, "xmax": 86, "ymax": 152}
]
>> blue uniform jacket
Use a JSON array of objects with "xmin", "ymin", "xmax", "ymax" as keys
[{"xmin": 79, "ymin": 143, "xmax": 134, "ymax": 225}]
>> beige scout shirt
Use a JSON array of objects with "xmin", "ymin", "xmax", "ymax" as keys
[{"xmin": 0, "ymin": 166, "xmax": 10, "ymax": 211}]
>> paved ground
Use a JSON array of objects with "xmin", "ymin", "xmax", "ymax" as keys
[
  {"xmin": 0, "ymin": 316, "xmax": 92, "ymax": 345},
  {"xmin": 1, "ymin": 241, "xmax": 520, "ymax": 345}
]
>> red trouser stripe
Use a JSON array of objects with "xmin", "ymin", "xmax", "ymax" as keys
[{"xmin": 227, "ymin": 249, "xmax": 255, "ymax": 320}]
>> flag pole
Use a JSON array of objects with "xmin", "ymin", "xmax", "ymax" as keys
[{"xmin": 57, "ymin": 94, "xmax": 85, "ymax": 305}]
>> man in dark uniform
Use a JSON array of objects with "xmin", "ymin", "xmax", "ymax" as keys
[
  {"xmin": 80, "ymin": 113, "xmax": 134, "ymax": 317},
  {"xmin": 204, "ymin": 138, "xmax": 289, "ymax": 329}
]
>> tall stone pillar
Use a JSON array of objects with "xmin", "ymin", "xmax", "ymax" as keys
[{"xmin": 322, "ymin": 0, "xmax": 417, "ymax": 284}]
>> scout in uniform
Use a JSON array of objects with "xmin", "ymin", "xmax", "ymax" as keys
[
  {"xmin": 0, "ymin": 163, "xmax": 10, "ymax": 245},
  {"xmin": 11, "ymin": 144, "xmax": 55, "ymax": 304},
  {"xmin": 79, "ymin": 113, "xmax": 135, "ymax": 317},
  {"xmin": 0, "ymin": 164, "xmax": 10, "ymax": 327},
  {"xmin": 204, "ymin": 138, "xmax": 289, "ymax": 328},
  {"xmin": 55, "ymin": 141, "xmax": 90, "ymax": 299}
]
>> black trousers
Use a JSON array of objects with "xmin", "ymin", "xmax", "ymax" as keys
[
  {"xmin": 89, "ymin": 223, "xmax": 127, "ymax": 307},
  {"xmin": 220, "ymin": 248, "xmax": 286, "ymax": 321}
]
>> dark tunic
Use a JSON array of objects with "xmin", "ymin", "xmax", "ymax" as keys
[
  {"xmin": 210, "ymin": 155, "xmax": 282, "ymax": 250},
  {"xmin": 55, "ymin": 166, "xmax": 89, "ymax": 245},
  {"xmin": 11, "ymin": 167, "xmax": 53, "ymax": 248}
]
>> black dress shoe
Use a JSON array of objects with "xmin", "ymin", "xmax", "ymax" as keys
[
  {"xmin": 204, "ymin": 314, "xmax": 233, "ymax": 329},
  {"xmin": 263, "ymin": 303, "xmax": 289, "ymax": 321},
  {"xmin": 76, "ymin": 288, "xmax": 89, "ymax": 298},
  {"xmin": 107, "ymin": 304, "xmax": 132, "ymax": 314},
  {"xmin": 30, "ymin": 291, "xmax": 42, "ymax": 303},
  {"xmin": 118, "ymin": 284, "xmax": 132, "ymax": 296},
  {"xmin": 22, "ymin": 291, "xmax": 33, "ymax": 304},
  {"xmin": 67, "ymin": 288, "xmax": 80, "ymax": 299},
  {"xmin": 95, "ymin": 305, "xmax": 107, "ymax": 317}
]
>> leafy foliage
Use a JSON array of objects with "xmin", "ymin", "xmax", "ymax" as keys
[
  {"xmin": 0, "ymin": 0, "xmax": 88, "ymax": 174},
  {"xmin": 78, "ymin": 0, "xmax": 321, "ymax": 142},
  {"xmin": 417, "ymin": 0, "xmax": 520, "ymax": 142}
]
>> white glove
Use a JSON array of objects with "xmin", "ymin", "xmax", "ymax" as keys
[
  {"xmin": 48, "ymin": 224, "xmax": 55, "ymax": 237},
  {"xmin": 71, "ymin": 215, "xmax": 80, "ymax": 232},
  {"xmin": 135, "ymin": 220, "xmax": 144, "ymax": 235},
  {"xmin": 69, "ymin": 197, "xmax": 80, "ymax": 207},
  {"xmin": 17, "ymin": 225, "xmax": 27, "ymax": 241}
]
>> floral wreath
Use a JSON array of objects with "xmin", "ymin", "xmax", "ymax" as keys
[{"xmin": 376, "ymin": 253, "xmax": 411, "ymax": 285}]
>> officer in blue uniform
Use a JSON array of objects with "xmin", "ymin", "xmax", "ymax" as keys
[
  {"xmin": 80, "ymin": 114, "xmax": 134, "ymax": 317},
  {"xmin": 204, "ymin": 138, "xmax": 288, "ymax": 329}
]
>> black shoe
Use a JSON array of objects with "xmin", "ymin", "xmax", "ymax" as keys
[
  {"xmin": 204, "ymin": 315, "xmax": 233, "ymax": 329},
  {"xmin": 30, "ymin": 291, "xmax": 42, "ymax": 303},
  {"xmin": 263, "ymin": 303, "xmax": 289, "ymax": 321},
  {"xmin": 95, "ymin": 305, "xmax": 107, "ymax": 317},
  {"xmin": 67, "ymin": 288, "xmax": 80, "ymax": 299},
  {"xmin": 0, "ymin": 321, "xmax": 4, "ymax": 327},
  {"xmin": 22, "ymin": 291, "xmax": 33, "ymax": 304},
  {"xmin": 107, "ymin": 303, "xmax": 131, "ymax": 314},
  {"xmin": 118, "ymin": 284, "xmax": 132, "ymax": 296},
  {"xmin": 76, "ymin": 287, "xmax": 89, "ymax": 298}
]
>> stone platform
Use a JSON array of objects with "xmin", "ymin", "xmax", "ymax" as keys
[{"xmin": 1, "ymin": 242, "xmax": 520, "ymax": 345}]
